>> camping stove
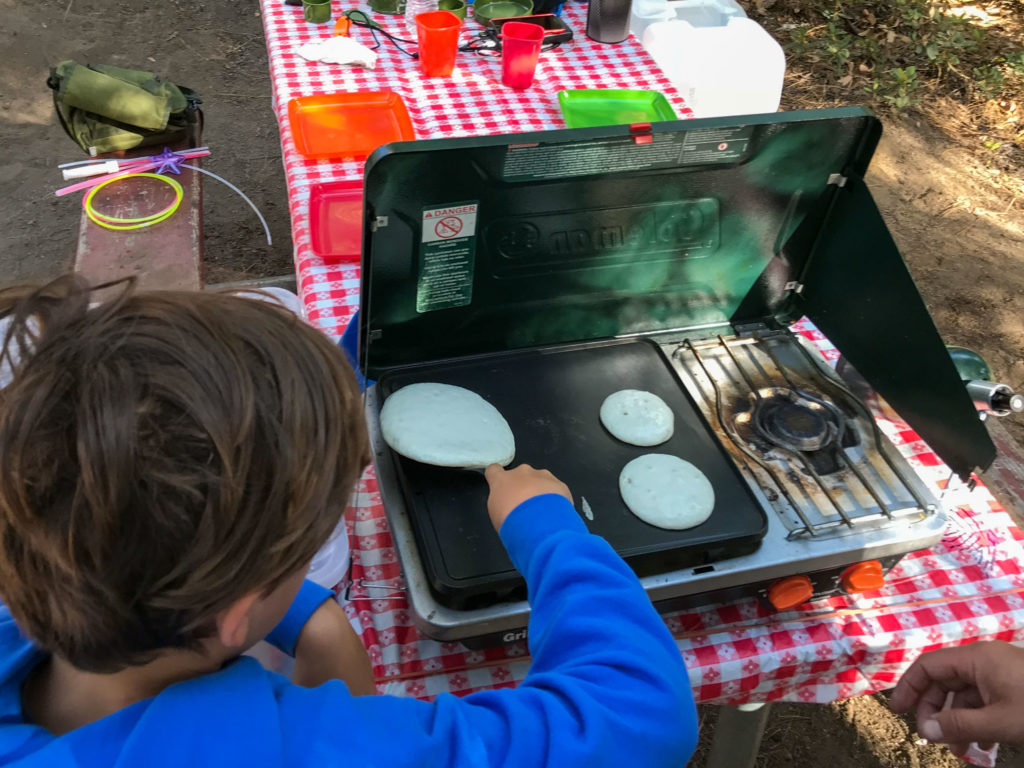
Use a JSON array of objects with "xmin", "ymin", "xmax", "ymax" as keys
[
  {"xmin": 354, "ymin": 108, "xmax": 994, "ymax": 645},
  {"xmin": 366, "ymin": 325, "xmax": 944, "ymax": 645}
]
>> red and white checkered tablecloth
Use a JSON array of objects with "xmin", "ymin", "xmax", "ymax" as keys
[
  {"xmin": 341, "ymin": 322, "xmax": 1024, "ymax": 709},
  {"xmin": 259, "ymin": 0, "xmax": 693, "ymax": 334},
  {"xmin": 258, "ymin": 0, "xmax": 1024, "ymax": 708}
]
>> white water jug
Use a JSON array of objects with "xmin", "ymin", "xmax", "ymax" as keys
[{"xmin": 642, "ymin": 16, "xmax": 786, "ymax": 118}]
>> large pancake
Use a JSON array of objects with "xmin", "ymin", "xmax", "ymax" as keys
[{"xmin": 381, "ymin": 382, "xmax": 515, "ymax": 468}]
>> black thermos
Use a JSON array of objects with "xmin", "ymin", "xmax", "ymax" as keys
[{"xmin": 586, "ymin": 0, "xmax": 634, "ymax": 43}]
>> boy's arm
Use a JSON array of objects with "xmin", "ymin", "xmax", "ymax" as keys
[
  {"xmin": 264, "ymin": 579, "xmax": 375, "ymax": 695},
  {"xmin": 292, "ymin": 599, "xmax": 375, "ymax": 694},
  {"xmin": 467, "ymin": 486, "xmax": 698, "ymax": 767},
  {"xmin": 264, "ymin": 580, "xmax": 334, "ymax": 657},
  {"xmin": 277, "ymin": 466, "xmax": 698, "ymax": 768}
]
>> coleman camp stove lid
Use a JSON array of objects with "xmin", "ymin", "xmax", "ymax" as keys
[
  {"xmin": 359, "ymin": 108, "xmax": 879, "ymax": 371},
  {"xmin": 359, "ymin": 106, "xmax": 994, "ymax": 480}
]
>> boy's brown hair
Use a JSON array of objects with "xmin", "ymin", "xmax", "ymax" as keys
[{"xmin": 0, "ymin": 275, "xmax": 369, "ymax": 673}]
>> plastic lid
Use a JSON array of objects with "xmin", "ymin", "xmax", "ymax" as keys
[
  {"xmin": 360, "ymin": 109, "xmax": 882, "ymax": 377},
  {"xmin": 633, "ymin": 0, "xmax": 673, "ymax": 19}
]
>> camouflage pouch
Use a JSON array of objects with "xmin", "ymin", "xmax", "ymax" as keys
[{"xmin": 47, "ymin": 60, "xmax": 202, "ymax": 155}]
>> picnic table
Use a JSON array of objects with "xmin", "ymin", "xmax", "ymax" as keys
[{"xmin": 257, "ymin": 1, "xmax": 1024, "ymax": 763}]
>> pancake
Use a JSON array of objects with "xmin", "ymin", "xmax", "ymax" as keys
[
  {"xmin": 618, "ymin": 454, "xmax": 714, "ymax": 530},
  {"xmin": 599, "ymin": 389, "xmax": 674, "ymax": 447},
  {"xmin": 381, "ymin": 382, "xmax": 515, "ymax": 468}
]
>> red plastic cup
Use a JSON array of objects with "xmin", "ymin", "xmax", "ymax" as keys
[
  {"xmin": 416, "ymin": 10, "xmax": 461, "ymax": 77},
  {"xmin": 500, "ymin": 21, "xmax": 544, "ymax": 89}
]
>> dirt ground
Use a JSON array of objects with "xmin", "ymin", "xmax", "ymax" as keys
[
  {"xmin": 2, "ymin": 0, "xmax": 1024, "ymax": 766},
  {"xmin": 867, "ymin": 116, "xmax": 1024, "ymax": 455},
  {"xmin": 0, "ymin": 0, "xmax": 293, "ymax": 285},
  {"xmin": 692, "ymin": 695, "xmax": 1024, "ymax": 767}
]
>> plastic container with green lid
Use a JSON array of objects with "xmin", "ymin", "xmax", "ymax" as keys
[{"xmin": 557, "ymin": 89, "xmax": 678, "ymax": 128}]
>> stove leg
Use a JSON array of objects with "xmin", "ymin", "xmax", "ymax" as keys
[{"xmin": 704, "ymin": 702, "xmax": 771, "ymax": 768}]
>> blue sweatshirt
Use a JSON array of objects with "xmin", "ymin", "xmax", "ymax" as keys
[{"xmin": 0, "ymin": 494, "xmax": 698, "ymax": 767}]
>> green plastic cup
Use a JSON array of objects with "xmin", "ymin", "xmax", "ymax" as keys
[
  {"xmin": 303, "ymin": 0, "xmax": 332, "ymax": 23},
  {"xmin": 368, "ymin": 0, "xmax": 404, "ymax": 14},
  {"xmin": 438, "ymin": 0, "xmax": 467, "ymax": 19}
]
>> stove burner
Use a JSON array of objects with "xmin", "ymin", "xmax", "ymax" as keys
[{"xmin": 750, "ymin": 388, "xmax": 842, "ymax": 453}]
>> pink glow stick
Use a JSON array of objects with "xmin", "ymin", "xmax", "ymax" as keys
[{"xmin": 55, "ymin": 149, "xmax": 211, "ymax": 197}]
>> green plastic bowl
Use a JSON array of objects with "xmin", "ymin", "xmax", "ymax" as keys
[
  {"xmin": 438, "ymin": 0, "xmax": 467, "ymax": 19},
  {"xmin": 472, "ymin": 0, "xmax": 533, "ymax": 27}
]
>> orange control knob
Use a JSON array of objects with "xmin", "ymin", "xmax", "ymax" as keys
[
  {"xmin": 767, "ymin": 575, "xmax": 814, "ymax": 611},
  {"xmin": 840, "ymin": 560, "xmax": 885, "ymax": 594}
]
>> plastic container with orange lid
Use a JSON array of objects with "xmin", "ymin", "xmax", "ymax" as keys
[
  {"xmin": 287, "ymin": 92, "xmax": 416, "ymax": 160},
  {"xmin": 309, "ymin": 180, "xmax": 364, "ymax": 261}
]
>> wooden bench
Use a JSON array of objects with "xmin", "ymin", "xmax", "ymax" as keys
[{"xmin": 74, "ymin": 124, "xmax": 203, "ymax": 291}]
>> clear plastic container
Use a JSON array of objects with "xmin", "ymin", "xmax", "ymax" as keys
[
  {"xmin": 631, "ymin": 0, "xmax": 744, "ymax": 40},
  {"xmin": 405, "ymin": 0, "xmax": 439, "ymax": 32},
  {"xmin": 668, "ymin": 0, "xmax": 745, "ymax": 27},
  {"xmin": 630, "ymin": 0, "xmax": 675, "ymax": 41}
]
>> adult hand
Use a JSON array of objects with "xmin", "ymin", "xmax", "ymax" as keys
[
  {"xmin": 484, "ymin": 463, "xmax": 573, "ymax": 532},
  {"xmin": 890, "ymin": 641, "xmax": 1024, "ymax": 756}
]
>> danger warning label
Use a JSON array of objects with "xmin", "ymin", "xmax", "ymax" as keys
[
  {"xmin": 422, "ymin": 203, "xmax": 478, "ymax": 243},
  {"xmin": 417, "ymin": 201, "xmax": 480, "ymax": 313}
]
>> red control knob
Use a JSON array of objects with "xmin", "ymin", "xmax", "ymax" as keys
[
  {"xmin": 840, "ymin": 561, "xmax": 885, "ymax": 594},
  {"xmin": 767, "ymin": 575, "xmax": 814, "ymax": 611}
]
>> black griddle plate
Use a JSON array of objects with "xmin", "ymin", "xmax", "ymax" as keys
[{"xmin": 378, "ymin": 338, "xmax": 767, "ymax": 610}]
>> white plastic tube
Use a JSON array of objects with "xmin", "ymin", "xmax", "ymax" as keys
[{"xmin": 61, "ymin": 160, "xmax": 121, "ymax": 180}]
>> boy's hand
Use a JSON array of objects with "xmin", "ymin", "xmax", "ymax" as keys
[
  {"xmin": 293, "ymin": 597, "xmax": 376, "ymax": 695},
  {"xmin": 484, "ymin": 463, "xmax": 573, "ymax": 532},
  {"xmin": 890, "ymin": 641, "xmax": 1024, "ymax": 756}
]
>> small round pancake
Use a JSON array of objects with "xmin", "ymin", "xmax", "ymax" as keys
[
  {"xmin": 619, "ymin": 454, "xmax": 714, "ymax": 530},
  {"xmin": 600, "ymin": 389, "xmax": 674, "ymax": 447},
  {"xmin": 381, "ymin": 383, "xmax": 515, "ymax": 468}
]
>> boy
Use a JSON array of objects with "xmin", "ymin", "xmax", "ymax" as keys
[{"xmin": 0, "ymin": 275, "xmax": 698, "ymax": 767}]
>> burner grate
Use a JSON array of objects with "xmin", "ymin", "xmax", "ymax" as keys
[{"xmin": 672, "ymin": 332, "xmax": 935, "ymax": 539}]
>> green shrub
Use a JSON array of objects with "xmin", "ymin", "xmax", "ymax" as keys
[{"xmin": 777, "ymin": 0, "xmax": 1023, "ymax": 111}]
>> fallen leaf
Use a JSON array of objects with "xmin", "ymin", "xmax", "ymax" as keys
[
  {"xmin": 839, "ymin": 74, "xmax": 853, "ymax": 86},
  {"xmin": 886, "ymin": 29, "xmax": 896, "ymax": 43}
]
